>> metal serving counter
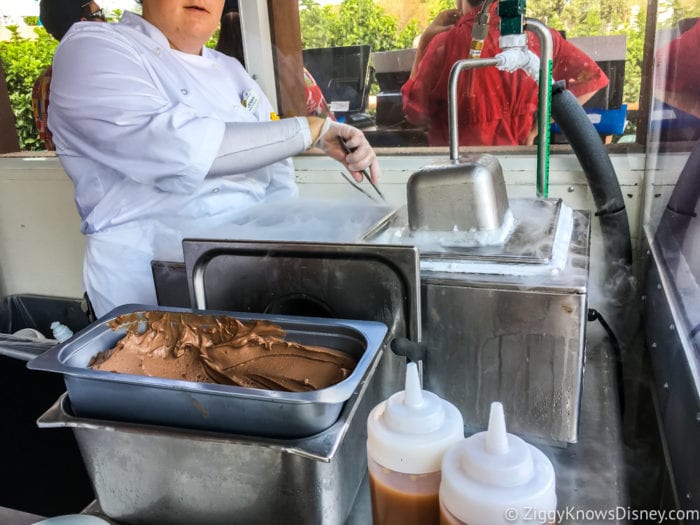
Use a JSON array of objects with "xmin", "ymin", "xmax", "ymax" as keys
[
  {"xmin": 0, "ymin": 505, "xmax": 45, "ymax": 525},
  {"xmin": 8, "ymin": 328, "xmax": 624, "ymax": 525}
]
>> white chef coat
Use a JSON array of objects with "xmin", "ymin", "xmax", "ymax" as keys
[{"xmin": 48, "ymin": 11, "xmax": 313, "ymax": 317}]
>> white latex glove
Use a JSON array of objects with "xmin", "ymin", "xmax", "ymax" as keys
[
  {"xmin": 313, "ymin": 118, "xmax": 381, "ymax": 183},
  {"xmin": 496, "ymin": 47, "xmax": 541, "ymax": 82}
]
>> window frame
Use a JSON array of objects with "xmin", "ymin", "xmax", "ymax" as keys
[{"xmin": 257, "ymin": 0, "xmax": 677, "ymax": 151}]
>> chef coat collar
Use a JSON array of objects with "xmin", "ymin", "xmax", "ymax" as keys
[{"xmin": 119, "ymin": 10, "xmax": 177, "ymax": 53}]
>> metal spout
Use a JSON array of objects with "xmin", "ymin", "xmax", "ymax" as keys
[{"xmin": 446, "ymin": 17, "xmax": 553, "ymax": 198}]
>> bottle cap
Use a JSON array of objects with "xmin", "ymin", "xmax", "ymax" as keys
[
  {"xmin": 440, "ymin": 402, "xmax": 556, "ymax": 525},
  {"xmin": 367, "ymin": 362, "xmax": 464, "ymax": 474}
]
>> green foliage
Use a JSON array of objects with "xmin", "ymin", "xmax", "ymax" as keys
[
  {"xmin": 657, "ymin": 0, "xmax": 700, "ymax": 28},
  {"xmin": 428, "ymin": 0, "xmax": 460, "ymax": 19},
  {"xmin": 0, "ymin": 27, "xmax": 57, "ymax": 151},
  {"xmin": 111, "ymin": 9, "xmax": 124, "ymax": 21},
  {"xmin": 206, "ymin": 26, "xmax": 220, "ymax": 49},
  {"xmin": 527, "ymin": 0, "xmax": 629, "ymax": 36},
  {"xmin": 24, "ymin": 16, "xmax": 39, "ymax": 26},
  {"xmin": 299, "ymin": 0, "xmax": 420, "ymax": 51},
  {"xmin": 623, "ymin": 9, "xmax": 645, "ymax": 104},
  {"xmin": 527, "ymin": 0, "xmax": 646, "ymax": 104},
  {"xmin": 1, "ymin": 0, "xmax": 690, "ymax": 150}
]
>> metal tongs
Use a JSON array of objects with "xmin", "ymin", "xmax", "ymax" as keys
[{"xmin": 339, "ymin": 138, "xmax": 386, "ymax": 203}]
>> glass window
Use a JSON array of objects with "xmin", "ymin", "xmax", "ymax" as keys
[
  {"xmin": 262, "ymin": 0, "xmax": 697, "ymax": 150},
  {"xmin": 647, "ymin": 9, "xmax": 700, "ymax": 146}
]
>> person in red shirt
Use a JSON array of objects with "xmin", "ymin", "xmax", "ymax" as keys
[
  {"xmin": 655, "ymin": 19, "xmax": 700, "ymax": 119},
  {"xmin": 401, "ymin": 0, "xmax": 609, "ymax": 146}
]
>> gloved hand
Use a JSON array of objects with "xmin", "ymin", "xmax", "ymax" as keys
[
  {"xmin": 495, "ymin": 47, "xmax": 541, "ymax": 82},
  {"xmin": 312, "ymin": 118, "xmax": 381, "ymax": 183}
]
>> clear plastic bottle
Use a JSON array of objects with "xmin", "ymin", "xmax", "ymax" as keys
[
  {"xmin": 439, "ymin": 402, "xmax": 557, "ymax": 525},
  {"xmin": 367, "ymin": 362, "xmax": 464, "ymax": 525},
  {"xmin": 50, "ymin": 321, "xmax": 74, "ymax": 342}
]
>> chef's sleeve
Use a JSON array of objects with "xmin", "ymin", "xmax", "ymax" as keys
[{"xmin": 207, "ymin": 118, "xmax": 311, "ymax": 177}]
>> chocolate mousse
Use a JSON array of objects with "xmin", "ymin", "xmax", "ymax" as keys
[{"xmin": 89, "ymin": 311, "xmax": 356, "ymax": 391}]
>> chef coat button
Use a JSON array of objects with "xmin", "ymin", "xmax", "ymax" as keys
[
  {"xmin": 181, "ymin": 88, "xmax": 188, "ymax": 95},
  {"xmin": 212, "ymin": 187, "xmax": 219, "ymax": 193},
  {"xmin": 155, "ymin": 47, "xmax": 161, "ymax": 55}
]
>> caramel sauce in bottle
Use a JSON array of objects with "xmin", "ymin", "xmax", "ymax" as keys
[
  {"xmin": 369, "ymin": 458, "xmax": 440, "ymax": 525},
  {"xmin": 366, "ymin": 363, "xmax": 464, "ymax": 525}
]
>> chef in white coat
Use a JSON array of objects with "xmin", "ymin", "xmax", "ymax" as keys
[{"xmin": 48, "ymin": 0, "xmax": 380, "ymax": 318}]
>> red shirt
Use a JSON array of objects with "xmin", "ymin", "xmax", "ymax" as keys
[
  {"xmin": 31, "ymin": 66, "xmax": 55, "ymax": 151},
  {"xmin": 402, "ymin": 5, "xmax": 609, "ymax": 146},
  {"xmin": 656, "ymin": 20, "xmax": 700, "ymax": 95},
  {"xmin": 303, "ymin": 68, "xmax": 335, "ymax": 120}
]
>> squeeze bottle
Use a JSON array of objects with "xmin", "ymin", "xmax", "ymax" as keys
[
  {"xmin": 367, "ymin": 362, "xmax": 464, "ymax": 525},
  {"xmin": 439, "ymin": 402, "xmax": 557, "ymax": 525},
  {"xmin": 50, "ymin": 321, "xmax": 74, "ymax": 342}
]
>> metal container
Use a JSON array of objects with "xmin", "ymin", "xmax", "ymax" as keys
[
  {"xmin": 365, "ymin": 199, "xmax": 591, "ymax": 444},
  {"xmin": 149, "ymin": 199, "xmax": 588, "ymax": 444},
  {"xmin": 406, "ymin": 153, "xmax": 510, "ymax": 232},
  {"xmin": 38, "ymin": 353, "xmax": 384, "ymax": 525},
  {"xmin": 31, "ymin": 226, "xmax": 417, "ymax": 524},
  {"xmin": 144, "ymin": 192, "xmax": 589, "ymax": 444},
  {"xmin": 28, "ymin": 304, "xmax": 388, "ymax": 438},
  {"xmin": 152, "ymin": 239, "xmax": 421, "ymax": 405}
]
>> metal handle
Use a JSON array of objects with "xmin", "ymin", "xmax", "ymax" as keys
[
  {"xmin": 191, "ymin": 255, "xmax": 210, "ymax": 310},
  {"xmin": 448, "ymin": 57, "xmax": 501, "ymax": 161}
]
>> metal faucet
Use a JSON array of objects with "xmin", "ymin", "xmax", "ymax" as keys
[{"xmin": 448, "ymin": 1, "xmax": 554, "ymax": 197}]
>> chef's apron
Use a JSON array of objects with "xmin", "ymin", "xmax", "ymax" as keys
[{"xmin": 83, "ymin": 222, "xmax": 165, "ymax": 318}]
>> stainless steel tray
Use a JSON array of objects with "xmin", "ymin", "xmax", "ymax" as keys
[
  {"xmin": 28, "ymin": 304, "xmax": 387, "ymax": 438},
  {"xmin": 37, "ymin": 360, "xmax": 383, "ymax": 525}
]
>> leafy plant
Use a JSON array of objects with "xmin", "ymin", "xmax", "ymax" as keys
[
  {"xmin": 299, "ymin": 0, "xmax": 420, "ymax": 52},
  {"xmin": 0, "ymin": 26, "xmax": 57, "ymax": 151},
  {"xmin": 622, "ymin": 9, "xmax": 645, "ymax": 104},
  {"xmin": 528, "ymin": 0, "xmax": 647, "ymax": 115},
  {"xmin": 428, "ymin": 0, "xmax": 460, "ymax": 19}
]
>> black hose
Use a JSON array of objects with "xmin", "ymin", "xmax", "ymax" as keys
[
  {"xmin": 665, "ymin": 137, "xmax": 700, "ymax": 217},
  {"xmin": 550, "ymin": 82, "xmax": 633, "ymax": 269},
  {"xmin": 656, "ymin": 138, "xmax": 700, "ymax": 280}
]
